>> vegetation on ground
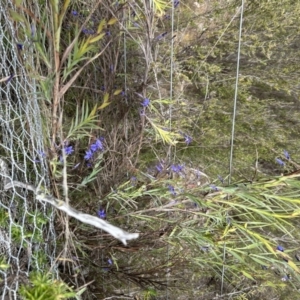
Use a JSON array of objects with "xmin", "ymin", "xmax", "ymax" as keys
[{"xmin": 2, "ymin": 0, "xmax": 300, "ymax": 299}]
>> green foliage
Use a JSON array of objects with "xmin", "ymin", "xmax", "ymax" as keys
[
  {"xmin": 79, "ymin": 154, "xmax": 103, "ymax": 186},
  {"xmin": 0, "ymin": 257, "xmax": 9, "ymax": 271},
  {"xmin": 19, "ymin": 272, "xmax": 75, "ymax": 300},
  {"xmin": 66, "ymin": 101, "xmax": 100, "ymax": 140},
  {"xmin": 4, "ymin": 0, "xmax": 300, "ymax": 299}
]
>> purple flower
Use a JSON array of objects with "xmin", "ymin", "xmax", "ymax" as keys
[
  {"xmin": 171, "ymin": 164, "xmax": 184, "ymax": 173},
  {"xmin": 90, "ymin": 138, "xmax": 104, "ymax": 152},
  {"xmin": 283, "ymin": 150, "xmax": 290, "ymax": 160},
  {"xmin": 97, "ymin": 209, "xmax": 106, "ymax": 219},
  {"xmin": 276, "ymin": 158, "xmax": 285, "ymax": 166},
  {"xmin": 276, "ymin": 245, "xmax": 284, "ymax": 252},
  {"xmin": 64, "ymin": 145, "xmax": 74, "ymax": 155},
  {"xmin": 168, "ymin": 184, "xmax": 176, "ymax": 195},
  {"xmin": 156, "ymin": 163, "xmax": 163, "ymax": 172},
  {"xmin": 141, "ymin": 98, "xmax": 150, "ymax": 107},
  {"xmin": 171, "ymin": 164, "xmax": 179, "ymax": 173},
  {"xmin": 72, "ymin": 10, "xmax": 79, "ymax": 16},
  {"xmin": 90, "ymin": 144, "xmax": 98, "ymax": 152},
  {"xmin": 184, "ymin": 135, "xmax": 192, "ymax": 145},
  {"xmin": 38, "ymin": 150, "xmax": 46, "ymax": 158},
  {"xmin": 17, "ymin": 43, "xmax": 23, "ymax": 50},
  {"xmin": 108, "ymin": 258, "xmax": 113, "ymax": 265},
  {"xmin": 84, "ymin": 149, "xmax": 93, "ymax": 160},
  {"xmin": 174, "ymin": 0, "xmax": 180, "ymax": 8}
]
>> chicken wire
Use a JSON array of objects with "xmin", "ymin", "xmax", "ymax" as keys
[{"xmin": 0, "ymin": 1, "xmax": 57, "ymax": 299}]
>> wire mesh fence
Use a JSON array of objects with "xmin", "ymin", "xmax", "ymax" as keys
[{"xmin": 0, "ymin": 1, "xmax": 57, "ymax": 298}]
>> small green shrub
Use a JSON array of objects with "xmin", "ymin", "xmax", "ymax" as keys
[{"xmin": 19, "ymin": 272, "xmax": 75, "ymax": 300}]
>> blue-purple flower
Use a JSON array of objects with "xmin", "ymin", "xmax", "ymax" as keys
[
  {"xmin": 17, "ymin": 43, "xmax": 23, "ymax": 50},
  {"xmin": 276, "ymin": 245, "xmax": 284, "ymax": 252},
  {"xmin": 90, "ymin": 138, "xmax": 104, "ymax": 152},
  {"xmin": 84, "ymin": 149, "xmax": 93, "ymax": 161},
  {"xmin": 84, "ymin": 138, "xmax": 104, "ymax": 161},
  {"xmin": 72, "ymin": 10, "xmax": 79, "ymax": 16},
  {"xmin": 174, "ymin": 0, "xmax": 180, "ymax": 8},
  {"xmin": 64, "ymin": 145, "xmax": 74, "ymax": 155},
  {"xmin": 284, "ymin": 150, "xmax": 290, "ymax": 160},
  {"xmin": 97, "ymin": 209, "xmax": 106, "ymax": 219},
  {"xmin": 168, "ymin": 184, "xmax": 176, "ymax": 195},
  {"xmin": 142, "ymin": 98, "xmax": 150, "ymax": 107},
  {"xmin": 276, "ymin": 158, "xmax": 285, "ymax": 166},
  {"xmin": 156, "ymin": 162, "xmax": 163, "ymax": 173},
  {"xmin": 184, "ymin": 135, "xmax": 192, "ymax": 145},
  {"xmin": 171, "ymin": 164, "xmax": 184, "ymax": 173},
  {"xmin": 38, "ymin": 150, "xmax": 46, "ymax": 158},
  {"xmin": 108, "ymin": 258, "xmax": 113, "ymax": 265}
]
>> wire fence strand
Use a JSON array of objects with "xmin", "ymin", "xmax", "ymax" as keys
[{"xmin": 0, "ymin": 1, "xmax": 57, "ymax": 298}]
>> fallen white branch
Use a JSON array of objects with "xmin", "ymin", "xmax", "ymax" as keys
[{"xmin": 4, "ymin": 181, "xmax": 139, "ymax": 245}]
